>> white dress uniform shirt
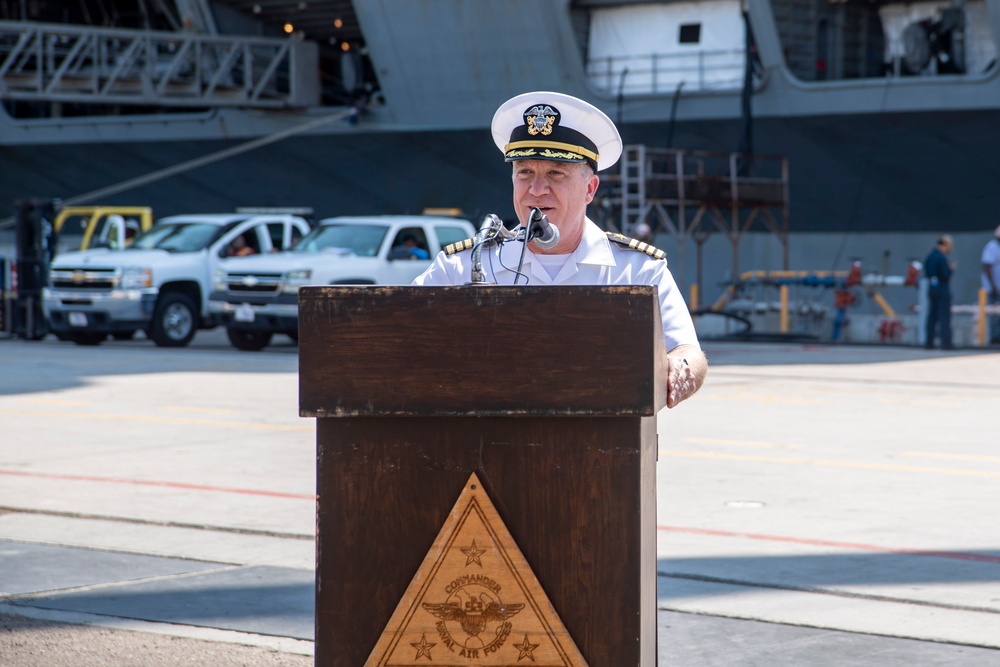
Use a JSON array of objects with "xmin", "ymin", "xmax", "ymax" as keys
[{"xmin": 413, "ymin": 218, "xmax": 700, "ymax": 351}]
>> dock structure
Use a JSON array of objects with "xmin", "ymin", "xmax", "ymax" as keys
[
  {"xmin": 598, "ymin": 145, "xmax": 790, "ymax": 293},
  {"xmin": 0, "ymin": 20, "xmax": 320, "ymax": 109}
]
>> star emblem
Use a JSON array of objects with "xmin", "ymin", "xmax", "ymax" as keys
[
  {"xmin": 515, "ymin": 634, "xmax": 540, "ymax": 661},
  {"xmin": 411, "ymin": 633, "xmax": 435, "ymax": 660},
  {"xmin": 460, "ymin": 539, "xmax": 486, "ymax": 567}
]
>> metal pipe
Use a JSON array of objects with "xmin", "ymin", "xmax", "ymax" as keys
[
  {"xmin": 779, "ymin": 284, "xmax": 788, "ymax": 333},
  {"xmin": 978, "ymin": 287, "xmax": 987, "ymax": 346}
]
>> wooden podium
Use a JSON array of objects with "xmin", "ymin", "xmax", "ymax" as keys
[{"xmin": 299, "ymin": 285, "xmax": 667, "ymax": 666}]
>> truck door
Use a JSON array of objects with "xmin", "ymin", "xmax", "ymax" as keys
[
  {"xmin": 266, "ymin": 220, "xmax": 306, "ymax": 252},
  {"xmin": 384, "ymin": 226, "xmax": 433, "ymax": 285}
]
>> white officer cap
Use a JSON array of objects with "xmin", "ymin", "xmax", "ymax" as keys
[{"xmin": 491, "ymin": 91, "xmax": 623, "ymax": 172}]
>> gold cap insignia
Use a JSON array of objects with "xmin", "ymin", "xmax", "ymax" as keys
[{"xmin": 524, "ymin": 104, "xmax": 558, "ymax": 136}]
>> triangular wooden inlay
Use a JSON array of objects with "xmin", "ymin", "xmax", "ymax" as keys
[{"xmin": 365, "ymin": 473, "xmax": 589, "ymax": 666}]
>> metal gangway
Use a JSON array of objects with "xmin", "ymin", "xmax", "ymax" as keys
[{"xmin": 0, "ymin": 20, "xmax": 319, "ymax": 109}]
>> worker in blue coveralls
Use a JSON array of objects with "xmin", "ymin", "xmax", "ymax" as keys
[{"xmin": 923, "ymin": 235, "xmax": 955, "ymax": 350}]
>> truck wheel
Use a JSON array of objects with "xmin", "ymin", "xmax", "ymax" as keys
[
  {"xmin": 150, "ymin": 293, "xmax": 198, "ymax": 347},
  {"xmin": 67, "ymin": 332, "xmax": 107, "ymax": 346},
  {"xmin": 226, "ymin": 327, "xmax": 272, "ymax": 351}
]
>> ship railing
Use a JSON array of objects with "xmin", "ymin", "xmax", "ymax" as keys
[
  {"xmin": 0, "ymin": 20, "xmax": 319, "ymax": 108},
  {"xmin": 586, "ymin": 49, "xmax": 745, "ymax": 94}
]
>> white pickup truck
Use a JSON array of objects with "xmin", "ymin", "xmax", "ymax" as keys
[
  {"xmin": 208, "ymin": 215, "xmax": 476, "ymax": 350},
  {"xmin": 43, "ymin": 212, "xmax": 312, "ymax": 346}
]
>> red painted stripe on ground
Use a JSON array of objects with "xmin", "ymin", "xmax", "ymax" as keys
[
  {"xmin": 0, "ymin": 468, "xmax": 316, "ymax": 500},
  {"xmin": 5, "ymin": 467, "xmax": 993, "ymax": 563},
  {"xmin": 659, "ymin": 524, "xmax": 1000, "ymax": 564}
]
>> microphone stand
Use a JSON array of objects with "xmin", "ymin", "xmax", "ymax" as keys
[
  {"xmin": 468, "ymin": 208, "xmax": 556, "ymax": 285},
  {"xmin": 513, "ymin": 207, "xmax": 546, "ymax": 285},
  {"xmin": 468, "ymin": 214, "xmax": 521, "ymax": 285}
]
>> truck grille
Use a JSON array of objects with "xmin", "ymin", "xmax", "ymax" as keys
[
  {"xmin": 226, "ymin": 272, "xmax": 283, "ymax": 294},
  {"xmin": 50, "ymin": 267, "xmax": 117, "ymax": 290}
]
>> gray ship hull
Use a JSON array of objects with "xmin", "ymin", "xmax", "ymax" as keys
[{"xmin": 5, "ymin": 105, "xmax": 996, "ymax": 234}]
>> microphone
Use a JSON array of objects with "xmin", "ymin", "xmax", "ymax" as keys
[{"xmin": 526, "ymin": 207, "xmax": 559, "ymax": 250}]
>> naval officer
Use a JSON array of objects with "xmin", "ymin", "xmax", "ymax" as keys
[{"xmin": 413, "ymin": 91, "xmax": 706, "ymax": 407}]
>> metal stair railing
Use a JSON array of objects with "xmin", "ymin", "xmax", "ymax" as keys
[{"xmin": 0, "ymin": 20, "xmax": 319, "ymax": 108}]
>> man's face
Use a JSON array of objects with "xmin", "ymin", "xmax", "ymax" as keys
[{"xmin": 512, "ymin": 159, "xmax": 599, "ymax": 253}]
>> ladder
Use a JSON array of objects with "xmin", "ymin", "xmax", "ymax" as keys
[{"xmin": 618, "ymin": 144, "xmax": 651, "ymax": 235}]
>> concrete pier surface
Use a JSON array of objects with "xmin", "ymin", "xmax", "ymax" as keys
[{"xmin": 1, "ymin": 330, "xmax": 998, "ymax": 666}]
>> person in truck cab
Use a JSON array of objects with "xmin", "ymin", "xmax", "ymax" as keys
[
  {"xmin": 388, "ymin": 234, "xmax": 430, "ymax": 260},
  {"xmin": 228, "ymin": 234, "xmax": 257, "ymax": 257},
  {"xmin": 400, "ymin": 235, "xmax": 429, "ymax": 259}
]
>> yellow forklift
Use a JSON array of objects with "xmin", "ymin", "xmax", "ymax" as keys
[
  {"xmin": 53, "ymin": 205, "xmax": 154, "ymax": 251},
  {"xmin": 2, "ymin": 203, "xmax": 154, "ymax": 339}
]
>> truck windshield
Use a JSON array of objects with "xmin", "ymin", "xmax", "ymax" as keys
[
  {"xmin": 293, "ymin": 224, "xmax": 389, "ymax": 257},
  {"xmin": 130, "ymin": 223, "xmax": 225, "ymax": 253}
]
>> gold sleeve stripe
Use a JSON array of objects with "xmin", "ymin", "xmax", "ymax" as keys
[
  {"xmin": 445, "ymin": 238, "xmax": 475, "ymax": 255},
  {"xmin": 606, "ymin": 232, "xmax": 666, "ymax": 260}
]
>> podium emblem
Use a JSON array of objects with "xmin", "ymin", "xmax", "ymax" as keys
[{"xmin": 365, "ymin": 473, "xmax": 589, "ymax": 666}]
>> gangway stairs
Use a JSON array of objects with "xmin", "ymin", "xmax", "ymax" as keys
[{"xmin": 0, "ymin": 20, "xmax": 319, "ymax": 109}]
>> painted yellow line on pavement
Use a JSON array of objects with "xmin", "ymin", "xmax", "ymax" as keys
[
  {"xmin": 702, "ymin": 392, "xmax": 825, "ymax": 405},
  {"xmin": 899, "ymin": 450, "xmax": 1000, "ymax": 464},
  {"xmin": 0, "ymin": 407, "xmax": 312, "ymax": 432},
  {"xmin": 14, "ymin": 398, "xmax": 91, "ymax": 407},
  {"xmin": 661, "ymin": 449, "xmax": 1000, "ymax": 478},
  {"xmin": 682, "ymin": 437, "xmax": 801, "ymax": 450},
  {"xmin": 162, "ymin": 406, "xmax": 239, "ymax": 415}
]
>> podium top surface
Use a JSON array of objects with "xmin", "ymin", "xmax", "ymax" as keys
[{"xmin": 298, "ymin": 285, "xmax": 666, "ymax": 418}]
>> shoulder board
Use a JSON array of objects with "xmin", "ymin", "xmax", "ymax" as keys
[
  {"xmin": 606, "ymin": 232, "xmax": 666, "ymax": 260},
  {"xmin": 444, "ymin": 237, "xmax": 475, "ymax": 255}
]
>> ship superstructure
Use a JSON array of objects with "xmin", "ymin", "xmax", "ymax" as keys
[{"xmin": 2, "ymin": 0, "xmax": 998, "ymax": 237}]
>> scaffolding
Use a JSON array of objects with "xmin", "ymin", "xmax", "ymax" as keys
[{"xmin": 597, "ymin": 145, "xmax": 790, "ymax": 304}]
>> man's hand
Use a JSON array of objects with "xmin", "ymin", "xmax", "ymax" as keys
[{"xmin": 666, "ymin": 345, "xmax": 707, "ymax": 408}]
